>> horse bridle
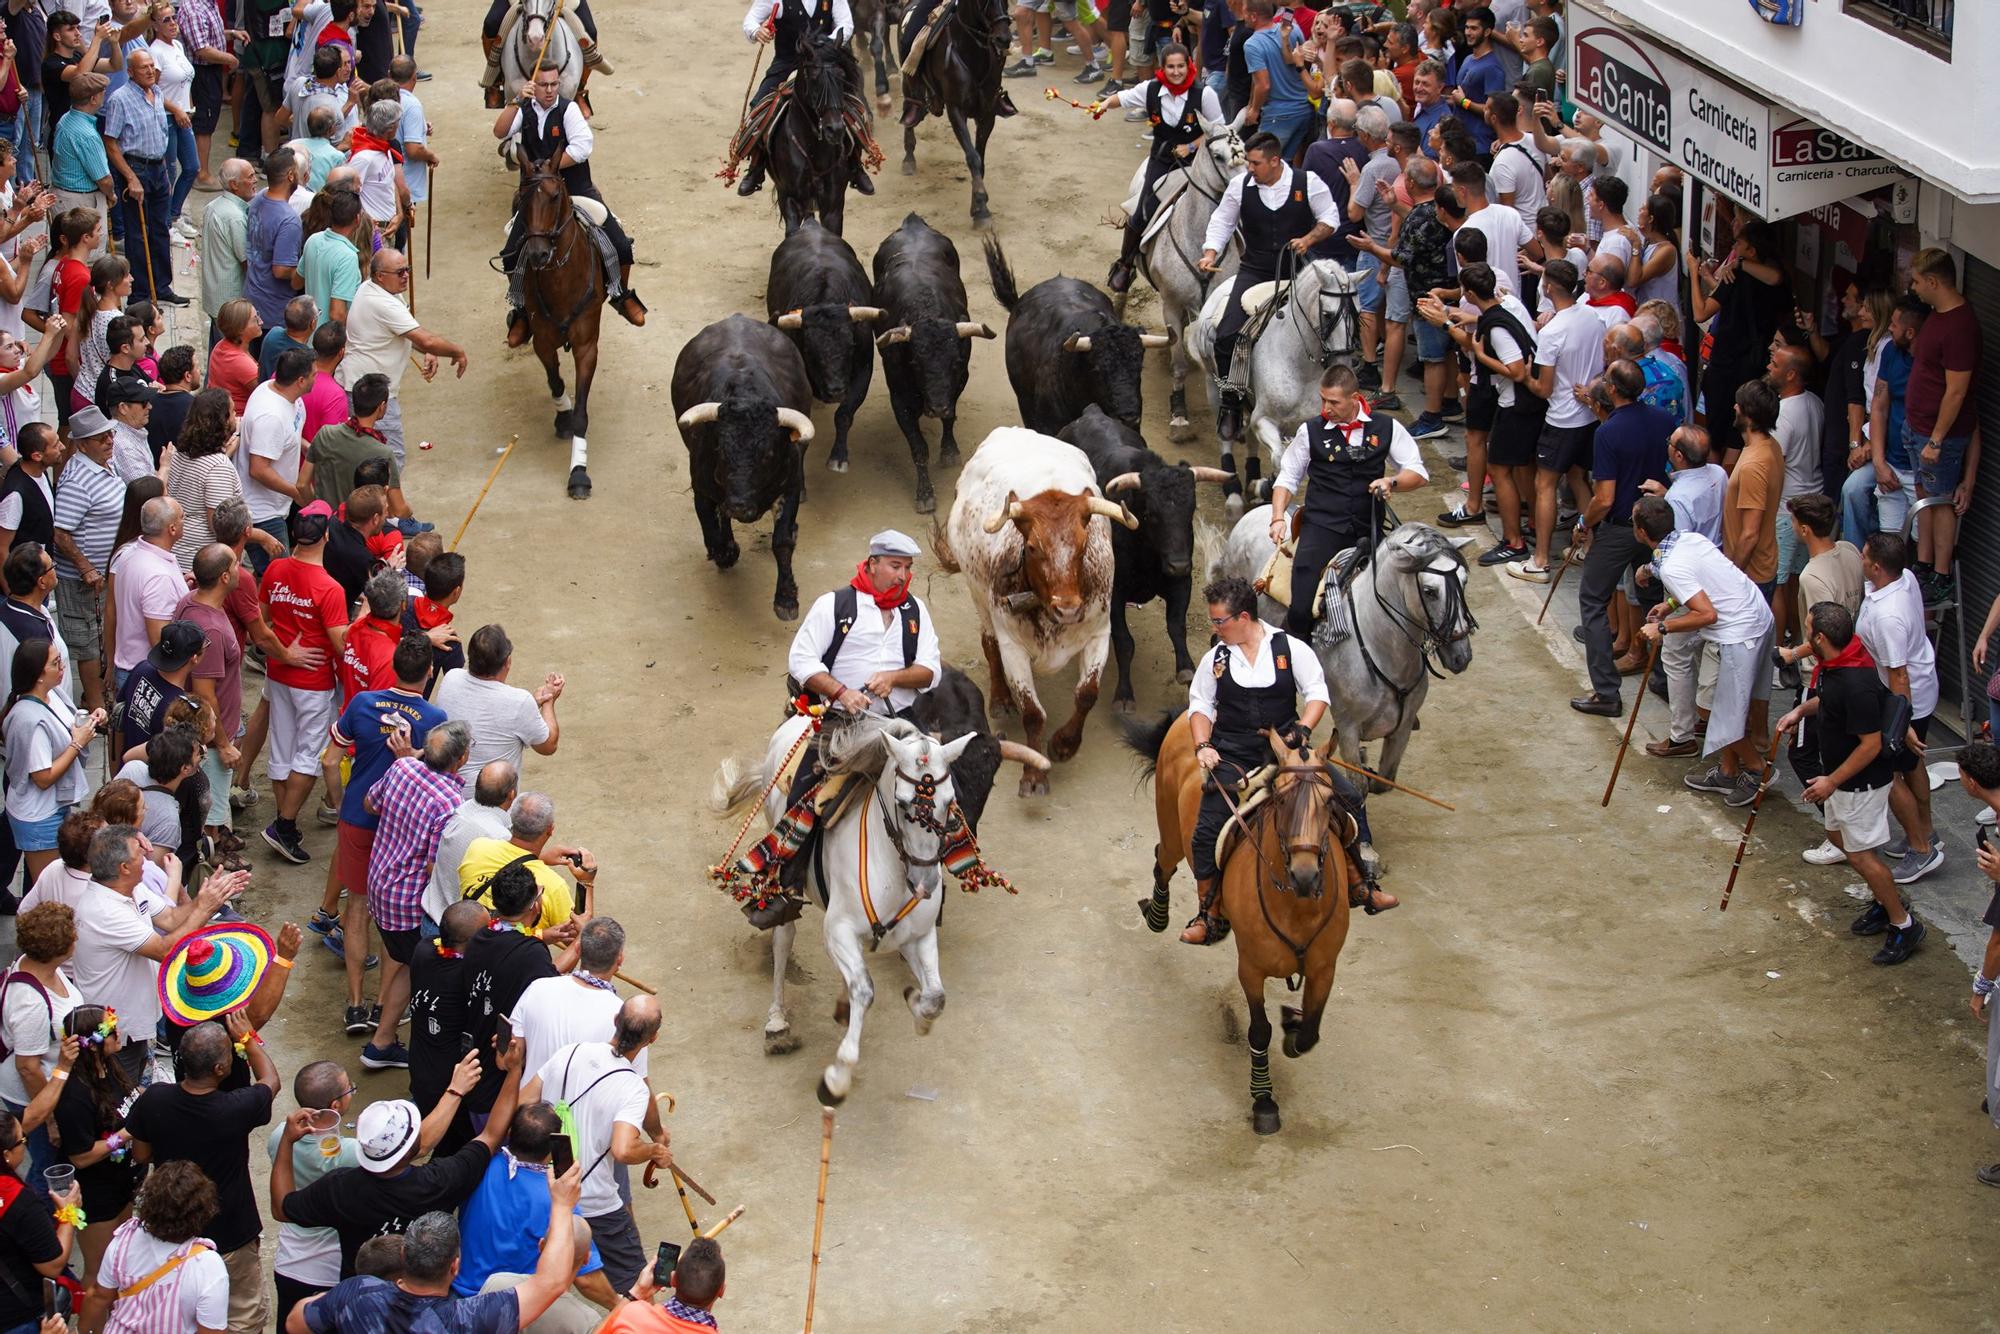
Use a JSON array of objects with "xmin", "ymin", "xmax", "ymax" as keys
[
  {"xmin": 1341, "ymin": 520, "xmax": 1477, "ymax": 733},
  {"xmin": 1212, "ymin": 757, "xmax": 1345, "ymax": 985},
  {"xmin": 856, "ymin": 759, "xmax": 962, "ymax": 947},
  {"xmin": 517, "ymin": 166, "xmax": 581, "ymax": 264}
]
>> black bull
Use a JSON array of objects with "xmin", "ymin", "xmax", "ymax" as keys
[
  {"xmin": 671, "ymin": 315, "xmax": 817, "ymax": 621},
  {"xmin": 767, "ymin": 220, "xmax": 880, "ymax": 476}
]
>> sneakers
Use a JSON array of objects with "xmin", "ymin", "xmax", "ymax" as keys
[
  {"xmin": 1881, "ymin": 835, "xmax": 1911, "ymax": 861},
  {"xmin": 315, "ymin": 802, "xmax": 341, "ymax": 828},
  {"xmin": 1408, "ymin": 412, "xmax": 1448, "ymax": 440},
  {"xmin": 1065, "ymin": 41, "xmax": 1109, "ymax": 59},
  {"xmin": 1437, "ymin": 399, "xmax": 1464, "ymax": 422},
  {"xmin": 1980, "ymin": 805, "xmax": 1997, "ymax": 827},
  {"xmin": 306, "ymin": 908, "xmax": 339, "ymax": 937},
  {"xmin": 1890, "ymin": 844, "xmax": 1944, "ymax": 884},
  {"xmin": 343, "ymin": 1005, "xmax": 372, "ymax": 1036},
  {"xmin": 360, "ymin": 1040, "xmax": 410, "ymax": 1071},
  {"xmin": 1849, "ymin": 899, "xmax": 1899, "ymax": 936},
  {"xmin": 1478, "ymin": 542, "xmax": 1528, "ymax": 566},
  {"xmin": 1801, "ymin": 839, "xmax": 1848, "ymax": 866},
  {"xmin": 1978, "ymin": 1163, "xmax": 2000, "ymax": 1188},
  {"xmin": 1031, "ymin": 46, "xmax": 1054, "ymax": 62},
  {"xmin": 1683, "ymin": 763, "xmax": 1736, "ymax": 794},
  {"xmin": 262, "ymin": 822, "xmax": 309, "ymax": 864},
  {"xmin": 1099, "ymin": 78, "xmax": 1128, "ymax": 95},
  {"xmin": 154, "ymin": 290, "xmax": 191, "ymax": 307},
  {"xmin": 1723, "ymin": 772, "xmax": 1765, "ymax": 808},
  {"xmin": 1073, "ymin": 60, "xmax": 1106, "ymax": 82},
  {"xmin": 1367, "ymin": 391, "xmax": 1403, "ymax": 411},
  {"xmin": 229, "ymin": 784, "xmax": 258, "ymax": 812},
  {"xmin": 1354, "ymin": 362, "xmax": 1383, "ymax": 391},
  {"xmin": 1870, "ymin": 917, "xmax": 1924, "ymax": 965},
  {"xmin": 1002, "ymin": 57, "xmax": 1037, "ymax": 76},
  {"xmin": 1436, "ymin": 502, "xmax": 1485, "ymax": 528},
  {"xmin": 1504, "ymin": 560, "xmax": 1550, "ymax": 584}
]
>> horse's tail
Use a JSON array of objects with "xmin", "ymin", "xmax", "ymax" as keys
[
  {"xmin": 709, "ymin": 750, "xmax": 776, "ymax": 815},
  {"xmin": 982, "ymin": 234, "xmax": 1019, "ymax": 311},
  {"xmin": 1118, "ymin": 708, "xmax": 1184, "ymax": 779}
]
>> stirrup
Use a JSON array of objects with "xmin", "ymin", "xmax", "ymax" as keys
[
  {"xmin": 1350, "ymin": 879, "xmax": 1398, "ymax": 915},
  {"xmin": 1179, "ymin": 911, "xmax": 1229, "ymax": 945}
]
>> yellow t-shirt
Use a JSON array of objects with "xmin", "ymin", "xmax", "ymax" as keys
[{"xmin": 457, "ymin": 837, "xmax": 578, "ymax": 935}]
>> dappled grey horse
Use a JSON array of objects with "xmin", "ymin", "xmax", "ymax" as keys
[{"xmin": 1217, "ymin": 513, "xmax": 1475, "ymax": 793}]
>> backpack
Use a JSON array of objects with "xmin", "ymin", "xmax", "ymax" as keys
[{"xmin": 783, "ymin": 586, "xmax": 921, "ymax": 698}]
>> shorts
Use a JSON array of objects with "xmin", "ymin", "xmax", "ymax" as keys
[
  {"xmin": 244, "ymin": 64, "xmax": 285, "ymax": 113},
  {"xmin": 336, "ymin": 819, "xmax": 375, "ymax": 895},
  {"xmin": 379, "ymin": 397, "xmax": 406, "ymax": 470},
  {"xmin": 1356, "ymin": 255, "xmax": 1384, "ymax": 315},
  {"xmin": 1823, "ymin": 783, "xmax": 1891, "ymax": 853},
  {"xmin": 1536, "ymin": 420, "xmax": 1595, "ymax": 474},
  {"xmin": 191, "ymin": 64, "xmax": 223, "ymax": 137},
  {"xmin": 1018, "ymin": 0, "xmax": 1079, "ymax": 19},
  {"xmin": 1103, "ymin": 0, "xmax": 1132, "ymax": 27},
  {"xmin": 265, "ymin": 681, "xmax": 337, "ymax": 782},
  {"xmin": 1489, "ymin": 403, "xmax": 1542, "ymax": 466},
  {"xmin": 200, "ymin": 745, "xmax": 229, "ymax": 827},
  {"xmin": 1465, "ymin": 382, "xmax": 1499, "ymax": 433},
  {"xmin": 1889, "ymin": 712, "xmax": 1932, "ymax": 776},
  {"xmin": 1412, "ymin": 314, "xmax": 1449, "ymax": 364},
  {"xmin": 7, "ymin": 807, "xmax": 65, "ymax": 852},
  {"xmin": 1774, "ymin": 508, "xmax": 1810, "ymax": 582},
  {"xmin": 1384, "ymin": 265, "xmax": 1413, "ymax": 325},
  {"xmin": 1702, "ymin": 625, "xmax": 1777, "ymax": 755},
  {"xmin": 374, "ymin": 925, "xmax": 420, "ymax": 965},
  {"xmin": 1911, "ymin": 425, "xmax": 1969, "ymax": 496},
  {"xmin": 54, "ymin": 577, "xmax": 102, "ymax": 663}
]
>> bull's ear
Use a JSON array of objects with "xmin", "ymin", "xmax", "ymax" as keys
[{"xmin": 938, "ymin": 733, "xmax": 976, "ymax": 767}]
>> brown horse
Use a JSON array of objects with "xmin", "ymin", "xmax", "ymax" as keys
[
  {"xmin": 515, "ymin": 158, "xmax": 601, "ymax": 499},
  {"xmin": 1125, "ymin": 710, "xmax": 1352, "ymax": 1135}
]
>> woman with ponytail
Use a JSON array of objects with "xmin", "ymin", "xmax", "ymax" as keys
[
  {"xmin": 1089, "ymin": 42, "xmax": 1223, "ymax": 294},
  {"xmin": 1629, "ymin": 191, "xmax": 1683, "ymax": 326},
  {"xmin": 0, "ymin": 638, "xmax": 103, "ymax": 880},
  {"xmin": 52, "ymin": 1003, "xmax": 144, "ymax": 1287}
]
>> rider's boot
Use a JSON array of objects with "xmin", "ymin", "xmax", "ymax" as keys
[
  {"xmin": 1342, "ymin": 830, "xmax": 1398, "ymax": 914},
  {"xmin": 612, "ymin": 264, "xmax": 646, "ymax": 326},
  {"xmin": 848, "ymin": 159, "xmax": 876, "ymax": 195},
  {"xmin": 1216, "ymin": 384, "xmax": 1244, "ymax": 440},
  {"xmin": 899, "ymin": 97, "xmax": 927, "ymax": 128},
  {"xmin": 1179, "ymin": 879, "xmax": 1229, "ymax": 945},
  {"xmin": 504, "ymin": 268, "xmax": 530, "ymax": 348},
  {"xmin": 1106, "ymin": 227, "xmax": 1140, "ymax": 293},
  {"xmin": 736, "ymin": 158, "xmax": 767, "ymax": 197},
  {"xmin": 480, "ymin": 36, "xmax": 503, "ymax": 108},
  {"xmin": 995, "ymin": 89, "xmax": 1018, "ymax": 116}
]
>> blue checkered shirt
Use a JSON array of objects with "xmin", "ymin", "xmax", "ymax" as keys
[{"xmin": 101, "ymin": 82, "xmax": 170, "ymax": 160}]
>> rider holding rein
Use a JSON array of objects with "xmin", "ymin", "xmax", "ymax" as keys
[
  {"xmin": 1266, "ymin": 363, "xmax": 1427, "ymax": 641},
  {"xmin": 1092, "ymin": 42, "xmax": 1220, "ymax": 297},
  {"xmin": 736, "ymin": 0, "xmax": 874, "ymax": 200},
  {"xmin": 493, "ymin": 66, "xmax": 645, "ymax": 341}
]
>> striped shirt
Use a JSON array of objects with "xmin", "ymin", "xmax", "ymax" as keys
[
  {"xmin": 101, "ymin": 81, "xmax": 171, "ymax": 160},
  {"xmin": 97, "ymin": 1221, "xmax": 229, "ymax": 1334},
  {"xmin": 52, "ymin": 452, "xmax": 124, "ymax": 581},
  {"xmin": 367, "ymin": 755, "xmax": 464, "ymax": 931}
]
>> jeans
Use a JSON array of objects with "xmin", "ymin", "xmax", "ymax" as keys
[
  {"xmin": 167, "ymin": 121, "xmax": 199, "ymax": 221},
  {"xmin": 1838, "ymin": 460, "xmax": 1916, "ymax": 545},
  {"xmin": 116, "ymin": 156, "xmax": 172, "ymax": 301},
  {"xmin": 15, "ymin": 90, "xmax": 39, "ymax": 184},
  {"xmin": 247, "ymin": 517, "xmax": 289, "ymax": 578},
  {"xmin": 1258, "ymin": 104, "xmax": 1313, "ymax": 160}
]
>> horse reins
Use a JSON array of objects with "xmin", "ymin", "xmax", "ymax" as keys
[
  {"xmin": 857, "ymin": 760, "xmax": 962, "ymax": 947},
  {"xmin": 515, "ymin": 166, "xmax": 601, "ymax": 341},
  {"xmin": 1209, "ymin": 757, "xmax": 1345, "ymax": 986},
  {"xmin": 1343, "ymin": 506, "xmax": 1476, "ymax": 735}
]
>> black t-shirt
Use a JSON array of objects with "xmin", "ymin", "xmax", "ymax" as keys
[
  {"xmin": 282, "ymin": 1141, "xmax": 493, "ymax": 1278},
  {"xmin": 1224, "ymin": 27, "xmax": 1252, "ymax": 118},
  {"xmin": 41, "ymin": 53, "xmax": 77, "ymax": 140},
  {"xmin": 148, "ymin": 389, "xmax": 195, "ymax": 459},
  {"xmin": 118, "ymin": 661, "xmax": 187, "ymax": 749},
  {"xmin": 463, "ymin": 928, "xmax": 555, "ymax": 1112},
  {"xmin": 0, "ymin": 1179, "xmax": 60, "ymax": 1328},
  {"xmin": 6, "ymin": 7, "xmax": 47, "ymax": 92},
  {"xmin": 53, "ymin": 1073, "xmax": 145, "ymax": 1220},
  {"xmin": 1815, "ymin": 664, "xmax": 1893, "ymax": 792},
  {"xmin": 159, "ymin": 1017, "xmax": 252, "ymax": 1091},
  {"xmin": 123, "ymin": 1081, "xmax": 276, "ymax": 1254},
  {"xmin": 354, "ymin": 4, "xmax": 392, "ymax": 82},
  {"xmin": 1710, "ymin": 269, "xmax": 1794, "ymax": 379},
  {"xmin": 323, "ymin": 521, "xmax": 376, "ymax": 611},
  {"xmin": 1983, "ymin": 877, "xmax": 2000, "ymax": 931},
  {"xmin": 407, "ymin": 946, "xmax": 472, "ymax": 1113}
]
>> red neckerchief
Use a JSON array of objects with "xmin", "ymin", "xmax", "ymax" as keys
[
  {"xmin": 1156, "ymin": 65, "xmax": 1197, "ymax": 96},
  {"xmin": 850, "ymin": 562, "xmax": 908, "ymax": 611},
  {"xmin": 346, "ymin": 415, "xmax": 385, "ymax": 443},
  {"xmin": 1322, "ymin": 405, "xmax": 1369, "ymax": 443},
  {"xmin": 1589, "ymin": 291, "xmax": 1637, "ymax": 316},
  {"xmin": 1810, "ymin": 636, "xmax": 1875, "ymax": 690},
  {"xmin": 348, "ymin": 128, "xmax": 403, "ymax": 163},
  {"xmin": 1660, "ymin": 338, "xmax": 1685, "ymax": 361}
]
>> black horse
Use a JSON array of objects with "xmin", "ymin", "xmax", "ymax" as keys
[
  {"xmin": 851, "ymin": 0, "xmax": 903, "ymax": 115},
  {"xmin": 770, "ymin": 34, "xmax": 867, "ymax": 237},
  {"xmin": 896, "ymin": 0, "xmax": 1007, "ymax": 226}
]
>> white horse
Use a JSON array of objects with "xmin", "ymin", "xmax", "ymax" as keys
[
  {"xmin": 712, "ymin": 714, "xmax": 975, "ymax": 1105},
  {"xmin": 498, "ymin": 0, "xmax": 584, "ymax": 102},
  {"xmin": 1183, "ymin": 258, "xmax": 1363, "ymax": 503}
]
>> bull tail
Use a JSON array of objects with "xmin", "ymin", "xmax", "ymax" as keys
[
  {"xmin": 931, "ymin": 518, "xmax": 960, "ymax": 574},
  {"xmin": 983, "ymin": 234, "xmax": 1019, "ymax": 312},
  {"xmin": 709, "ymin": 751, "xmax": 776, "ymax": 815},
  {"xmin": 1118, "ymin": 708, "xmax": 1184, "ymax": 778}
]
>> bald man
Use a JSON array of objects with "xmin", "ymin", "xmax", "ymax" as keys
[
  {"xmin": 339, "ymin": 247, "xmax": 468, "ymax": 466},
  {"xmin": 101, "ymin": 49, "xmax": 183, "ymax": 304}
]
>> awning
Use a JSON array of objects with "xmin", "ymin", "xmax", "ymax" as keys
[{"xmin": 1567, "ymin": 9, "xmax": 1907, "ymax": 220}]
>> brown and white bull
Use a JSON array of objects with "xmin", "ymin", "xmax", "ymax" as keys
[{"xmin": 936, "ymin": 427, "xmax": 1136, "ymax": 796}]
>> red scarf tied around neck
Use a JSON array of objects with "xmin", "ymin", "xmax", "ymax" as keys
[
  {"xmin": 348, "ymin": 128, "xmax": 403, "ymax": 163},
  {"xmin": 1809, "ymin": 635, "xmax": 1875, "ymax": 690},
  {"xmin": 1156, "ymin": 65, "xmax": 1197, "ymax": 96},
  {"xmin": 851, "ymin": 562, "xmax": 908, "ymax": 611}
]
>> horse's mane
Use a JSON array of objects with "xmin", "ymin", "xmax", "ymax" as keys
[
  {"xmin": 821, "ymin": 714, "xmax": 921, "ymax": 777},
  {"xmin": 795, "ymin": 35, "xmax": 858, "ymax": 113},
  {"xmin": 1387, "ymin": 521, "xmax": 1462, "ymax": 568}
]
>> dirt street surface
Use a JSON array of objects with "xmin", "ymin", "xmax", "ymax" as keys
[{"xmin": 212, "ymin": 2, "xmax": 1998, "ymax": 1329}]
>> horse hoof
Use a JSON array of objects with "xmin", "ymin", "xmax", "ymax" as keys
[
  {"xmin": 554, "ymin": 411, "xmax": 575, "ymax": 440},
  {"xmin": 1280, "ymin": 1005, "xmax": 1302, "ymax": 1033},
  {"xmin": 1017, "ymin": 770, "xmax": 1048, "ymax": 798},
  {"xmin": 901, "ymin": 158, "xmax": 916, "ymax": 176},
  {"xmin": 826, "ymin": 456, "xmax": 849, "ymax": 474},
  {"xmin": 1224, "ymin": 493, "xmax": 1244, "ymax": 519},
  {"xmin": 1175, "ymin": 667, "xmax": 1194, "ymax": 686},
  {"xmin": 1168, "ymin": 417, "xmax": 1193, "ymax": 443},
  {"xmin": 938, "ymin": 446, "xmax": 960, "ymax": 468},
  {"xmin": 774, "ymin": 598, "xmax": 800, "ymax": 622},
  {"xmin": 1113, "ymin": 696, "xmax": 1135, "ymax": 715},
  {"xmin": 913, "ymin": 492, "xmax": 936, "ymax": 515},
  {"xmin": 1252, "ymin": 1099, "xmax": 1282, "ymax": 1135},
  {"xmin": 763, "ymin": 1026, "xmax": 802, "ymax": 1057},
  {"xmin": 877, "ymin": 94, "xmax": 892, "ymax": 115},
  {"xmin": 566, "ymin": 466, "xmax": 591, "ymax": 500},
  {"xmin": 833, "ymin": 998, "xmax": 850, "ymax": 1025},
  {"xmin": 815, "ymin": 1076, "xmax": 847, "ymax": 1108},
  {"xmin": 1282, "ymin": 1029, "xmax": 1302, "ymax": 1060},
  {"xmin": 713, "ymin": 545, "xmax": 741, "ymax": 571}
]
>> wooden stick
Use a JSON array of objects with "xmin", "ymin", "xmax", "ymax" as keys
[
  {"xmin": 449, "ymin": 435, "xmax": 518, "ymax": 551},
  {"xmin": 1319, "ymin": 751, "xmax": 1455, "ymax": 811},
  {"xmin": 1719, "ymin": 754, "xmax": 1781, "ymax": 913},
  {"xmin": 667, "ymin": 1162, "xmax": 716, "ymax": 1206},
  {"xmin": 613, "ymin": 968, "xmax": 656, "ymax": 995},
  {"xmin": 526, "ymin": 0, "xmax": 565, "ymax": 89},
  {"xmin": 701, "ymin": 1204, "xmax": 745, "ymax": 1240},
  {"xmin": 424, "ymin": 166, "xmax": 434, "ymax": 280},
  {"xmin": 802, "ymin": 1107, "xmax": 834, "ymax": 1334},
  {"xmin": 739, "ymin": 38, "xmax": 766, "ymax": 127},
  {"xmin": 1600, "ymin": 636, "xmax": 1661, "ymax": 807},
  {"xmin": 132, "ymin": 187, "xmax": 158, "ymax": 307},
  {"xmin": 1536, "ymin": 545, "xmax": 1578, "ymax": 626}
]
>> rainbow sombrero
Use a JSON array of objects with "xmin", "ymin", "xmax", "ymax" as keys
[{"xmin": 159, "ymin": 923, "xmax": 276, "ymax": 1027}]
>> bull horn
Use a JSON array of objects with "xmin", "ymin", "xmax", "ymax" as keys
[
  {"xmin": 981, "ymin": 497, "xmax": 1025, "ymax": 534},
  {"xmin": 847, "ymin": 306, "xmax": 885, "ymax": 324},
  {"xmin": 955, "ymin": 322, "xmax": 997, "ymax": 339},
  {"xmin": 676, "ymin": 402, "xmax": 721, "ymax": 429},
  {"xmin": 1188, "ymin": 466, "xmax": 1234, "ymax": 484},
  {"xmin": 998, "ymin": 739, "xmax": 1052, "ymax": 771},
  {"xmin": 775, "ymin": 309, "xmax": 804, "ymax": 331},
  {"xmin": 1138, "ymin": 331, "xmax": 1173, "ymax": 348},
  {"xmin": 875, "ymin": 325, "xmax": 913, "ymax": 347},
  {"xmin": 1087, "ymin": 496, "xmax": 1140, "ymax": 530},
  {"xmin": 775, "ymin": 408, "xmax": 815, "ymax": 443},
  {"xmin": 1062, "ymin": 333, "xmax": 1092, "ymax": 353},
  {"xmin": 1104, "ymin": 471, "xmax": 1142, "ymax": 495}
]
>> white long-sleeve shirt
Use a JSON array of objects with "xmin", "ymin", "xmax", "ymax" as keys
[
  {"xmin": 1111, "ymin": 81, "xmax": 1223, "ymax": 125},
  {"xmin": 787, "ymin": 588, "xmax": 941, "ymax": 713},
  {"xmin": 1274, "ymin": 408, "xmax": 1428, "ymax": 495},
  {"xmin": 743, "ymin": 0, "xmax": 854, "ymax": 43},
  {"xmin": 523, "ymin": 98, "xmax": 593, "ymax": 165},
  {"xmin": 1187, "ymin": 621, "xmax": 1330, "ymax": 723},
  {"xmin": 1202, "ymin": 164, "xmax": 1340, "ymax": 256}
]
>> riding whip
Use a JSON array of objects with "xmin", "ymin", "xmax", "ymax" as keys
[
  {"xmin": 802, "ymin": 1107, "xmax": 835, "ymax": 1334},
  {"xmin": 739, "ymin": 31, "xmax": 768, "ymax": 125},
  {"xmin": 1600, "ymin": 636, "xmax": 1661, "ymax": 807},
  {"xmin": 449, "ymin": 434, "xmax": 518, "ymax": 551},
  {"xmin": 1719, "ymin": 753, "xmax": 1782, "ymax": 912},
  {"xmin": 1536, "ymin": 543, "xmax": 1580, "ymax": 626}
]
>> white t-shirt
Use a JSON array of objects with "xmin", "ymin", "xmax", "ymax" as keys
[
  {"xmin": 1858, "ymin": 570, "xmax": 1939, "ymax": 720},
  {"xmin": 535, "ymin": 1043, "xmax": 650, "ymax": 1218},
  {"xmin": 149, "ymin": 37, "xmax": 195, "ymax": 113},
  {"xmin": 1462, "ymin": 204, "xmax": 1528, "ymax": 298},
  {"xmin": 0, "ymin": 965, "xmax": 79, "ymax": 1106},
  {"xmin": 69, "ymin": 881, "xmax": 176, "ymax": 1041},
  {"xmin": 97, "ymin": 1220, "xmax": 230, "ymax": 1332},
  {"xmin": 1483, "ymin": 293, "xmax": 1533, "ymax": 409},
  {"xmin": 1488, "ymin": 140, "xmax": 1547, "ymax": 231},
  {"xmin": 1658, "ymin": 531, "xmax": 1774, "ymax": 647},
  {"xmin": 1596, "ymin": 226, "xmax": 1635, "ymax": 279},
  {"xmin": 338, "ymin": 280, "xmax": 420, "ymax": 395},
  {"xmin": 424, "ymin": 800, "xmax": 510, "ymax": 925},
  {"xmin": 1775, "ymin": 391, "xmax": 1827, "ymax": 498},
  {"xmin": 0, "ymin": 471, "xmax": 52, "ymax": 533},
  {"xmin": 350, "ymin": 149, "xmax": 399, "ymax": 224},
  {"xmin": 433, "ymin": 670, "xmax": 551, "ymax": 790},
  {"xmin": 20, "ymin": 860, "xmax": 172, "ymax": 916},
  {"xmin": 512, "ymin": 974, "xmax": 646, "ymax": 1086},
  {"xmin": 1, "ymin": 691, "xmax": 87, "ymax": 823},
  {"xmin": 1534, "ymin": 303, "xmax": 1606, "ymax": 429},
  {"xmin": 237, "ymin": 382, "xmax": 306, "ymax": 524}
]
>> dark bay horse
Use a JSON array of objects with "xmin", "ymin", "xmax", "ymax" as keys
[
  {"xmin": 851, "ymin": 0, "xmax": 903, "ymax": 114},
  {"xmin": 515, "ymin": 159, "xmax": 602, "ymax": 499},
  {"xmin": 771, "ymin": 34, "xmax": 864, "ymax": 236},
  {"xmin": 1125, "ymin": 712, "xmax": 1353, "ymax": 1135},
  {"xmin": 897, "ymin": 0, "xmax": 1005, "ymax": 225}
]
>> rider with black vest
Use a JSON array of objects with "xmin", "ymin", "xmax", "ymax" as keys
[
  {"xmin": 1197, "ymin": 132, "xmax": 1342, "ymax": 437},
  {"xmin": 1091, "ymin": 43, "xmax": 1221, "ymax": 296},
  {"xmin": 735, "ymin": 0, "xmax": 876, "ymax": 200},
  {"xmin": 775, "ymin": 529, "xmax": 942, "ymax": 888},
  {"xmin": 0, "ymin": 423, "xmax": 59, "ymax": 553},
  {"xmin": 1266, "ymin": 363, "xmax": 1428, "ymax": 642},
  {"xmin": 493, "ymin": 65, "xmax": 647, "ymax": 342}
]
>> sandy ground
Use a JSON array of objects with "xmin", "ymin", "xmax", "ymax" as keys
[{"xmin": 127, "ymin": 0, "xmax": 2000, "ymax": 1328}]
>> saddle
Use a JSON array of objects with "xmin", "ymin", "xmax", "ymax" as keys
[
  {"xmin": 1212, "ymin": 764, "xmax": 1362, "ymax": 882},
  {"xmin": 898, "ymin": 0, "xmax": 957, "ymax": 79}
]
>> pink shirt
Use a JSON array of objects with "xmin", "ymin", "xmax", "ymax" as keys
[
  {"xmin": 108, "ymin": 539, "xmax": 187, "ymax": 673},
  {"xmin": 301, "ymin": 370, "xmax": 349, "ymax": 446}
]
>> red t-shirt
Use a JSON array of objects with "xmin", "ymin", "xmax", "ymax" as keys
[
  {"xmin": 411, "ymin": 596, "xmax": 451, "ymax": 630},
  {"xmin": 316, "ymin": 19, "xmax": 351, "ymax": 46},
  {"xmin": 224, "ymin": 570, "xmax": 261, "ymax": 650},
  {"xmin": 49, "ymin": 258, "xmax": 89, "ymax": 375},
  {"xmin": 208, "ymin": 341, "xmax": 260, "ymax": 415},
  {"xmin": 337, "ymin": 612, "xmax": 400, "ymax": 703},
  {"xmin": 260, "ymin": 556, "xmax": 349, "ymax": 692},
  {"xmin": 1904, "ymin": 301, "xmax": 1982, "ymax": 440}
]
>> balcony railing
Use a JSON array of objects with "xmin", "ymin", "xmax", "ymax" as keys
[{"xmin": 1846, "ymin": 0, "xmax": 1953, "ymax": 56}]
